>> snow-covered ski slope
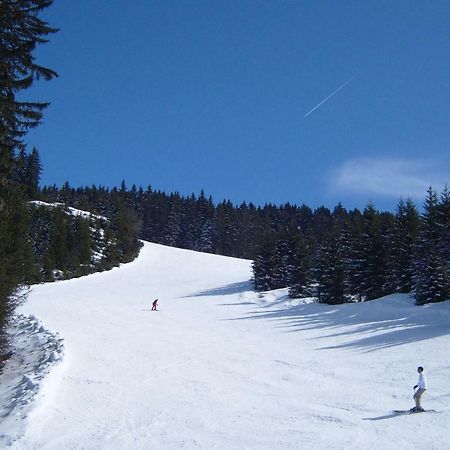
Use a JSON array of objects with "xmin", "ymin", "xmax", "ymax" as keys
[{"xmin": 12, "ymin": 242, "xmax": 450, "ymax": 449}]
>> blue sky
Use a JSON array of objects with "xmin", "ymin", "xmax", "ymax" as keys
[{"xmin": 28, "ymin": 0, "xmax": 450, "ymax": 211}]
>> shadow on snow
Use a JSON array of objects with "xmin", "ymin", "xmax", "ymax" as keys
[
  {"xmin": 362, "ymin": 412, "xmax": 409, "ymax": 421},
  {"xmin": 183, "ymin": 281, "xmax": 253, "ymax": 299},
  {"xmin": 224, "ymin": 294, "xmax": 450, "ymax": 353}
]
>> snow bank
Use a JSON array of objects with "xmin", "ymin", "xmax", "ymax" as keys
[{"xmin": 0, "ymin": 315, "xmax": 63, "ymax": 446}]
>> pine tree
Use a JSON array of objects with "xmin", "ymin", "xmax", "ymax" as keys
[
  {"xmin": 0, "ymin": 0, "xmax": 58, "ymax": 151},
  {"xmin": 414, "ymin": 187, "xmax": 449, "ymax": 304},
  {"xmin": 437, "ymin": 187, "xmax": 450, "ymax": 270},
  {"xmin": 288, "ymin": 233, "xmax": 312, "ymax": 298},
  {"xmin": 415, "ymin": 248, "xmax": 448, "ymax": 305},
  {"xmin": 50, "ymin": 209, "xmax": 68, "ymax": 272},
  {"xmin": 101, "ymin": 224, "xmax": 120, "ymax": 268},
  {"xmin": 346, "ymin": 209, "xmax": 365, "ymax": 301},
  {"xmin": 385, "ymin": 199, "xmax": 419, "ymax": 293},
  {"xmin": 13, "ymin": 148, "xmax": 27, "ymax": 185},
  {"xmin": 315, "ymin": 224, "xmax": 349, "ymax": 305},
  {"xmin": 25, "ymin": 147, "xmax": 42, "ymax": 199},
  {"xmin": 114, "ymin": 199, "xmax": 142, "ymax": 262},
  {"xmin": 196, "ymin": 219, "xmax": 215, "ymax": 253},
  {"xmin": 271, "ymin": 237, "xmax": 292, "ymax": 289},
  {"xmin": 382, "ymin": 215, "xmax": 397, "ymax": 295},
  {"xmin": 252, "ymin": 229, "xmax": 276, "ymax": 291},
  {"xmin": 164, "ymin": 197, "xmax": 182, "ymax": 247},
  {"xmin": 350, "ymin": 204, "xmax": 388, "ymax": 301},
  {"xmin": 180, "ymin": 194, "xmax": 199, "ymax": 250},
  {"xmin": 0, "ymin": 0, "xmax": 57, "ymax": 354},
  {"xmin": 74, "ymin": 216, "xmax": 92, "ymax": 265},
  {"xmin": 215, "ymin": 200, "xmax": 238, "ymax": 256}
]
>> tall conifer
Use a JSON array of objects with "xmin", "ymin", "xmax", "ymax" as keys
[{"xmin": 1, "ymin": 0, "xmax": 57, "ymax": 353}]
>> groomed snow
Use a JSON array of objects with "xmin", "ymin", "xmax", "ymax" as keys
[{"xmin": 7, "ymin": 241, "xmax": 450, "ymax": 449}]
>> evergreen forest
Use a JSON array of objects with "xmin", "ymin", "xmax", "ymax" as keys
[{"xmin": 39, "ymin": 181, "xmax": 450, "ymax": 307}]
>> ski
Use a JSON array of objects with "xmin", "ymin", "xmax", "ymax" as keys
[{"xmin": 393, "ymin": 409, "xmax": 438, "ymax": 415}]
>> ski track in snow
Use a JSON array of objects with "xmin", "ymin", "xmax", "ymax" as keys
[{"xmin": 1, "ymin": 241, "xmax": 449, "ymax": 449}]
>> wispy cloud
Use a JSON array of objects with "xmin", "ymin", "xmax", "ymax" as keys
[{"xmin": 331, "ymin": 156, "xmax": 449, "ymax": 198}]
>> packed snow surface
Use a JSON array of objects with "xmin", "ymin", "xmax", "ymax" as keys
[{"xmin": 7, "ymin": 242, "xmax": 450, "ymax": 449}]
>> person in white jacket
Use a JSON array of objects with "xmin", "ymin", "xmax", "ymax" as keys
[{"xmin": 412, "ymin": 366, "xmax": 427, "ymax": 412}]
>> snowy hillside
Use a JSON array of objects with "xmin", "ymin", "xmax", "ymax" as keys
[
  {"xmin": 28, "ymin": 200, "xmax": 111, "ymax": 275},
  {"xmin": 26, "ymin": 200, "xmax": 140, "ymax": 284},
  {"xmin": 2, "ymin": 242, "xmax": 450, "ymax": 449}
]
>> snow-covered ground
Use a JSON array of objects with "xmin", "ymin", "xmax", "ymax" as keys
[
  {"xmin": 0, "ymin": 315, "xmax": 63, "ymax": 445},
  {"xmin": 2, "ymin": 241, "xmax": 450, "ymax": 449},
  {"xmin": 29, "ymin": 201, "xmax": 108, "ymax": 221}
]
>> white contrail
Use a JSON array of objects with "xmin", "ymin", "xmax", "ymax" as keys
[{"xmin": 303, "ymin": 74, "xmax": 356, "ymax": 118}]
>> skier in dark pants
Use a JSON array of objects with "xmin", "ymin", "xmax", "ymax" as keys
[{"xmin": 151, "ymin": 299, "xmax": 158, "ymax": 311}]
